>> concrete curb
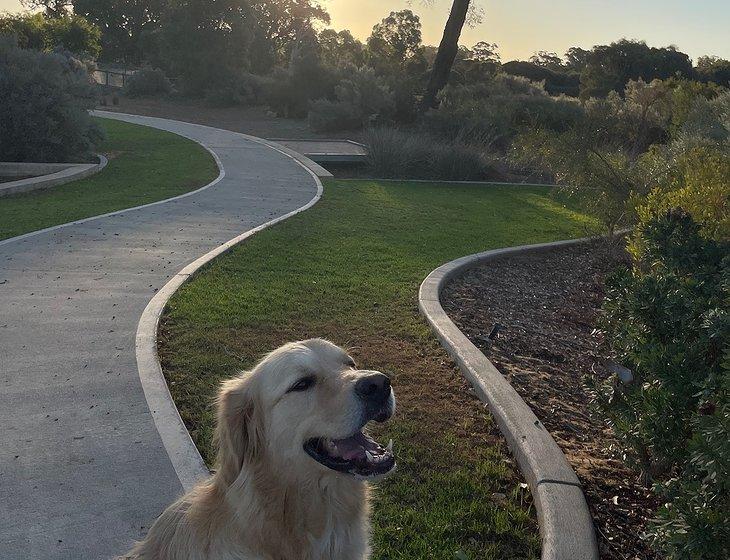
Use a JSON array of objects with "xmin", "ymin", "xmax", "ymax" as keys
[
  {"xmin": 123, "ymin": 114, "xmax": 326, "ymax": 492},
  {"xmin": 418, "ymin": 236, "xmax": 600, "ymax": 560},
  {"xmin": 0, "ymin": 154, "xmax": 108, "ymax": 197}
]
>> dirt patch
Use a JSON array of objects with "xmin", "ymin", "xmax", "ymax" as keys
[
  {"xmin": 99, "ymin": 95, "xmax": 364, "ymax": 142},
  {"xmin": 441, "ymin": 240, "xmax": 660, "ymax": 560}
]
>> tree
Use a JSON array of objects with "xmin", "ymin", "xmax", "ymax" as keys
[
  {"xmin": 20, "ymin": 0, "xmax": 71, "ymax": 18},
  {"xmin": 529, "ymin": 50, "xmax": 562, "ymax": 69},
  {"xmin": 580, "ymin": 39, "xmax": 693, "ymax": 98},
  {"xmin": 470, "ymin": 41, "xmax": 499, "ymax": 64},
  {"xmin": 564, "ymin": 46, "xmax": 589, "ymax": 71},
  {"xmin": 159, "ymin": 0, "xmax": 254, "ymax": 96},
  {"xmin": 250, "ymin": 0, "xmax": 329, "ymax": 68},
  {"xmin": 366, "ymin": 10, "xmax": 426, "ymax": 122},
  {"xmin": 0, "ymin": 11, "xmax": 100, "ymax": 58},
  {"xmin": 318, "ymin": 28, "xmax": 364, "ymax": 68},
  {"xmin": 420, "ymin": 0, "xmax": 471, "ymax": 111},
  {"xmin": 695, "ymin": 55, "xmax": 730, "ymax": 86},
  {"xmin": 73, "ymin": 0, "xmax": 167, "ymax": 64},
  {"xmin": 367, "ymin": 9, "xmax": 423, "ymax": 70}
]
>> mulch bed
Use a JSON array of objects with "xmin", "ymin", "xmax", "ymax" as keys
[{"xmin": 441, "ymin": 240, "xmax": 660, "ymax": 560}]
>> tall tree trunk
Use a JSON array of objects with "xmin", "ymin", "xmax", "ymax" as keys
[{"xmin": 420, "ymin": 0, "xmax": 470, "ymax": 112}]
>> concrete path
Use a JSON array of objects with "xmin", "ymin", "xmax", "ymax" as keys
[{"xmin": 0, "ymin": 113, "xmax": 320, "ymax": 559}]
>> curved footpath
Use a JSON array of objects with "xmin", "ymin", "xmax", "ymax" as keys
[
  {"xmin": 419, "ymin": 239, "xmax": 600, "ymax": 560},
  {"xmin": 0, "ymin": 112, "xmax": 322, "ymax": 560}
]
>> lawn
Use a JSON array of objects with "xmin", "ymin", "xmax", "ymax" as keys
[
  {"xmin": 159, "ymin": 179, "xmax": 600, "ymax": 560},
  {"xmin": 0, "ymin": 117, "xmax": 218, "ymax": 241}
]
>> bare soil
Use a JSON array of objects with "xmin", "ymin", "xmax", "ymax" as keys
[
  {"xmin": 98, "ymin": 95, "xmax": 364, "ymax": 141},
  {"xmin": 441, "ymin": 240, "xmax": 660, "ymax": 560}
]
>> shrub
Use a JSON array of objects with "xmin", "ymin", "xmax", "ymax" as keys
[
  {"xmin": 364, "ymin": 127, "xmax": 501, "ymax": 181},
  {"xmin": 262, "ymin": 32, "xmax": 336, "ymax": 118},
  {"xmin": 501, "ymin": 60, "xmax": 581, "ymax": 96},
  {"xmin": 598, "ymin": 209, "xmax": 729, "ymax": 558},
  {"xmin": 424, "ymin": 76, "xmax": 584, "ymax": 148},
  {"xmin": 0, "ymin": 36, "xmax": 101, "ymax": 162},
  {"xmin": 636, "ymin": 144, "xmax": 730, "ymax": 241},
  {"xmin": 203, "ymin": 73, "xmax": 264, "ymax": 107},
  {"xmin": 308, "ymin": 99, "xmax": 361, "ymax": 132},
  {"xmin": 664, "ymin": 78, "xmax": 724, "ymax": 136},
  {"xmin": 680, "ymin": 91, "xmax": 730, "ymax": 142},
  {"xmin": 511, "ymin": 127, "xmax": 639, "ymax": 234},
  {"xmin": 124, "ymin": 67, "xmax": 172, "ymax": 98},
  {"xmin": 308, "ymin": 66, "xmax": 394, "ymax": 132}
]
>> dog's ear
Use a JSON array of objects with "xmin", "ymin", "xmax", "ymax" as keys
[{"xmin": 214, "ymin": 375, "xmax": 264, "ymax": 484}]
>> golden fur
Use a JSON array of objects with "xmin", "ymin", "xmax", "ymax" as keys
[{"xmin": 121, "ymin": 339, "xmax": 394, "ymax": 560}]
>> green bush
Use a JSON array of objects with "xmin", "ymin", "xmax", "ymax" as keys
[
  {"xmin": 501, "ymin": 60, "xmax": 580, "ymax": 96},
  {"xmin": 0, "ymin": 36, "xmax": 101, "ymax": 162},
  {"xmin": 597, "ymin": 209, "xmax": 729, "ymax": 558},
  {"xmin": 124, "ymin": 67, "xmax": 172, "ymax": 98},
  {"xmin": 308, "ymin": 99, "xmax": 361, "ymax": 132},
  {"xmin": 261, "ymin": 32, "xmax": 336, "ymax": 118},
  {"xmin": 636, "ymin": 144, "xmax": 729, "ymax": 242},
  {"xmin": 308, "ymin": 66, "xmax": 394, "ymax": 132},
  {"xmin": 424, "ymin": 76, "xmax": 584, "ymax": 148},
  {"xmin": 364, "ymin": 127, "xmax": 501, "ymax": 181},
  {"xmin": 203, "ymin": 73, "xmax": 263, "ymax": 107}
]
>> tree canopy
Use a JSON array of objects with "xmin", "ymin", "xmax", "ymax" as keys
[
  {"xmin": 73, "ymin": 0, "xmax": 166, "ymax": 65},
  {"xmin": 0, "ymin": 11, "xmax": 100, "ymax": 58},
  {"xmin": 580, "ymin": 39, "xmax": 693, "ymax": 98},
  {"xmin": 367, "ymin": 9, "xmax": 423, "ymax": 70}
]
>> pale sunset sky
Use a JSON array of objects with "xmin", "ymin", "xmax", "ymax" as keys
[{"xmin": 1, "ymin": 0, "xmax": 728, "ymax": 61}]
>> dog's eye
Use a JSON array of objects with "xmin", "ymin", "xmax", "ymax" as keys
[{"xmin": 288, "ymin": 376, "xmax": 316, "ymax": 393}]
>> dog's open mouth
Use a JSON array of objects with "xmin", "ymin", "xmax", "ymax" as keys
[{"xmin": 304, "ymin": 431, "xmax": 395, "ymax": 479}]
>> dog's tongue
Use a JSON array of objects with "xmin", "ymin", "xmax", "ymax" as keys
[{"xmin": 332, "ymin": 432, "xmax": 373, "ymax": 461}]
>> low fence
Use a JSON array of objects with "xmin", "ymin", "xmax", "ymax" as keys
[{"xmin": 93, "ymin": 68, "xmax": 136, "ymax": 89}]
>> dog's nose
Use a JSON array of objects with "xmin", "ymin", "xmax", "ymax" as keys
[{"xmin": 355, "ymin": 373, "xmax": 391, "ymax": 403}]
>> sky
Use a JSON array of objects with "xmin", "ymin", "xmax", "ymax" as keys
[{"xmin": 1, "ymin": 0, "xmax": 728, "ymax": 62}]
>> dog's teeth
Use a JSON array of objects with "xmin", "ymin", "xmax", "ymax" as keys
[
  {"xmin": 386, "ymin": 439, "xmax": 393, "ymax": 453},
  {"xmin": 365, "ymin": 450, "xmax": 375, "ymax": 463}
]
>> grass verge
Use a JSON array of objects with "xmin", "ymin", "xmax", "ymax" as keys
[
  {"xmin": 159, "ymin": 179, "xmax": 600, "ymax": 560},
  {"xmin": 0, "ymin": 117, "xmax": 218, "ymax": 241}
]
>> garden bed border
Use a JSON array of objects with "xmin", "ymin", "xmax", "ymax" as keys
[
  {"xmin": 418, "ymin": 236, "xmax": 600, "ymax": 560},
  {"xmin": 0, "ymin": 155, "xmax": 108, "ymax": 197}
]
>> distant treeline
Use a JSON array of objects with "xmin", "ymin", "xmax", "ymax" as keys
[{"xmin": 2, "ymin": 1, "xmax": 728, "ymax": 103}]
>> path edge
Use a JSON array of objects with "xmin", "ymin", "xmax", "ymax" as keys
[
  {"xmin": 0, "ymin": 154, "xmax": 108, "ymax": 198},
  {"xmin": 132, "ymin": 119, "xmax": 325, "ymax": 492},
  {"xmin": 418, "ymin": 236, "xmax": 600, "ymax": 560}
]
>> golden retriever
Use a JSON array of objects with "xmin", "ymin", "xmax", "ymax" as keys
[{"xmin": 121, "ymin": 339, "xmax": 396, "ymax": 560}]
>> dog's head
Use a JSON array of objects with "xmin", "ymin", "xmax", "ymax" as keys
[{"xmin": 215, "ymin": 339, "xmax": 396, "ymax": 484}]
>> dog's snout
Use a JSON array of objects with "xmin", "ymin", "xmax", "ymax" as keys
[{"xmin": 355, "ymin": 373, "xmax": 391, "ymax": 403}]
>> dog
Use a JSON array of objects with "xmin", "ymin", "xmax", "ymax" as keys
[{"xmin": 122, "ymin": 339, "xmax": 396, "ymax": 560}]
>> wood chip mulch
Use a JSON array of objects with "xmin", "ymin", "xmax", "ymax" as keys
[{"xmin": 441, "ymin": 240, "xmax": 660, "ymax": 560}]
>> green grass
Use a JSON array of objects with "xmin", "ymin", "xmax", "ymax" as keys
[
  {"xmin": 159, "ymin": 179, "xmax": 600, "ymax": 560},
  {"xmin": 0, "ymin": 118, "xmax": 218, "ymax": 240}
]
